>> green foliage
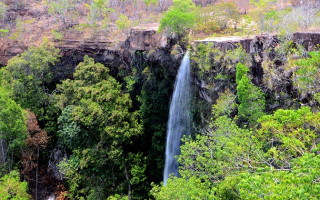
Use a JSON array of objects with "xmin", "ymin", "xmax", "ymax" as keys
[
  {"xmin": 1, "ymin": 44, "xmax": 60, "ymax": 121},
  {"xmin": 0, "ymin": 170, "xmax": 31, "ymax": 200},
  {"xmin": 196, "ymin": 2, "xmax": 240, "ymax": 33},
  {"xmin": 225, "ymin": 46, "xmax": 251, "ymax": 67},
  {"xmin": 179, "ymin": 116, "xmax": 261, "ymax": 182},
  {"xmin": 51, "ymin": 30, "xmax": 63, "ymax": 41},
  {"xmin": 107, "ymin": 194, "xmax": 129, "ymax": 200},
  {"xmin": 0, "ymin": 29, "xmax": 9, "ymax": 37},
  {"xmin": 8, "ymin": 18, "xmax": 35, "ymax": 43},
  {"xmin": 85, "ymin": 0, "xmax": 114, "ymax": 28},
  {"xmin": 219, "ymin": 153, "xmax": 320, "ymax": 200},
  {"xmin": 212, "ymin": 89, "xmax": 237, "ymax": 119},
  {"xmin": 216, "ymin": 175, "xmax": 240, "ymax": 200},
  {"xmin": 139, "ymin": 65, "xmax": 174, "ymax": 183},
  {"xmin": 191, "ymin": 45, "xmax": 251, "ymax": 125},
  {"xmin": 56, "ymin": 56, "xmax": 144, "ymax": 199},
  {"xmin": 235, "ymin": 62, "xmax": 249, "ymax": 83},
  {"xmin": 144, "ymin": 0, "xmax": 158, "ymax": 7},
  {"xmin": 0, "ymin": 88, "xmax": 27, "ymax": 172},
  {"xmin": 0, "ymin": 3, "xmax": 6, "ymax": 21},
  {"xmin": 151, "ymin": 176, "xmax": 214, "ymax": 200},
  {"xmin": 57, "ymin": 105, "xmax": 81, "ymax": 150},
  {"xmin": 236, "ymin": 63, "xmax": 265, "ymax": 125},
  {"xmin": 48, "ymin": 0, "xmax": 79, "ymax": 26},
  {"xmin": 159, "ymin": 0, "xmax": 196, "ymax": 37},
  {"xmin": 115, "ymin": 14, "xmax": 132, "ymax": 31},
  {"xmin": 191, "ymin": 43, "xmax": 223, "ymax": 80},
  {"xmin": 178, "ymin": 92, "xmax": 320, "ymax": 199},
  {"xmin": 258, "ymin": 107, "xmax": 320, "ymax": 168},
  {"xmin": 249, "ymin": 0, "xmax": 277, "ymax": 32},
  {"xmin": 0, "ymin": 2, "xmax": 6, "ymax": 20},
  {"xmin": 292, "ymin": 51, "xmax": 320, "ymax": 100}
]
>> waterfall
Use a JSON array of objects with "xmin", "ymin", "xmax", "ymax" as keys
[{"xmin": 163, "ymin": 52, "xmax": 191, "ymax": 185}]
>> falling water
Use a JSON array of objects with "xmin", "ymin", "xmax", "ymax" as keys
[
  {"xmin": 163, "ymin": 52, "xmax": 191, "ymax": 185},
  {"xmin": 47, "ymin": 194, "xmax": 55, "ymax": 200}
]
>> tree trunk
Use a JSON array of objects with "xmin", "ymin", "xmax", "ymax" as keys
[
  {"xmin": 111, "ymin": 162, "xmax": 116, "ymax": 193},
  {"xmin": 0, "ymin": 139, "xmax": 6, "ymax": 165},
  {"xmin": 35, "ymin": 145, "xmax": 39, "ymax": 200},
  {"xmin": 124, "ymin": 162, "xmax": 131, "ymax": 200}
]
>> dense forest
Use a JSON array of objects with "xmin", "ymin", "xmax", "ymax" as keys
[{"xmin": 0, "ymin": 0, "xmax": 320, "ymax": 199}]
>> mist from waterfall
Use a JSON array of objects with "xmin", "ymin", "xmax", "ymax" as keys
[{"xmin": 163, "ymin": 52, "xmax": 191, "ymax": 185}]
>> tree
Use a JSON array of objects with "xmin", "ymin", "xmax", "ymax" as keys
[
  {"xmin": 218, "ymin": 153, "xmax": 320, "ymax": 200},
  {"xmin": 144, "ymin": 0, "xmax": 159, "ymax": 16},
  {"xmin": 0, "ymin": 2, "xmax": 7, "ymax": 21},
  {"xmin": 249, "ymin": 0, "xmax": 278, "ymax": 32},
  {"xmin": 48, "ymin": 0, "xmax": 79, "ymax": 27},
  {"xmin": 258, "ymin": 107, "xmax": 320, "ymax": 168},
  {"xmin": 0, "ymin": 170, "xmax": 31, "ymax": 200},
  {"xmin": 85, "ymin": 0, "xmax": 114, "ymax": 29},
  {"xmin": 179, "ymin": 116, "xmax": 262, "ymax": 183},
  {"xmin": 236, "ymin": 63, "xmax": 265, "ymax": 125},
  {"xmin": 1, "ymin": 44, "xmax": 60, "ymax": 122},
  {"xmin": 159, "ymin": 0, "xmax": 196, "ymax": 38},
  {"xmin": 197, "ymin": 2, "xmax": 241, "ymax": 32},
  {"xmin": 144, "ymin": 0, "xmax": 158, "ymax": 8},
  {"xmin": 291, "ymin": 51, "xmax": 320, "ymax": 102},
  {"xmin": 212, "ymin": 89, "xmax": 237, "ymax": 119},
  {"xmin": 0, "ymin": 88, "xmax": 27, "ymax": 173},
  {"xmin": 21, "ymin": 111, "xmax": 49, "ymax": 200},
  {"xmin": 56, "ymin": 56, "xmax": 143, "ymax": 199},
  {"xmin": 115, "ymin": 14, "xmax": 132, "ymax": 33}
]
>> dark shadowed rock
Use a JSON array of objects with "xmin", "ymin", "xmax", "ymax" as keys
[
  {"xmin": 48, "ymin": 145, "xmax": 68, "ymax": 181},
  {"xmin": 292, "ymin": 32, "xmax": 320, "ymax": 51}
]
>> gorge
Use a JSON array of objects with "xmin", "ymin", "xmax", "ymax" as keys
[{"xmin": 1, "ymin": 0, "xmax": 320, "ymax": 199}]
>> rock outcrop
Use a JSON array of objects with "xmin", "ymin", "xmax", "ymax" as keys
[
  {"xmin": 194, "ymin": 33, "xmax": 320, "ymax": 54},
  {"xmin": 0, "ymin": 23, "xmax": 167, "ymax": 67},
  {"xmin": 194, "ymin": 36, "xmax": 255, "ymax": 52}
]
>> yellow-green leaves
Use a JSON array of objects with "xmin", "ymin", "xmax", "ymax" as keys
[
  {"xmin": 258, "ymin": 107, "xmax": 320, "ymax": 168},
  {"xmin": 159, "ymin": 0, "xmax": 196, "ymax": 37},
  {"xmin": 236, "ymin": 63, "xmax": 265, "ymax": 125},
  {"xmin": 0, "ymin": 170, "xmax": 31, "ymax": 200},
  {"xmin": 151, "ymin": 176, "xmax": 214, "ymax": 200},
  {"xmin": 1, "ymin": 44, "xmax": 60, "ymax": 121},
  {"xmin": 115, "ymin": 14, "xmax": 131, "ymax": 31},
  {"xmin": 56, "ymin": 56, "xmax": 143, "ymax": 199}
]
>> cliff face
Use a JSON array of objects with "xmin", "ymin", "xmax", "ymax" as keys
[
  {"xmin": 191, "ymin": 33, "xmax": 320, "ymax": 126},
  {"xmin": 0, "ymin": 0, "xmax": 217, "ymax": 67},
  {"xmin": 0, "ymin": 22, "xmax": 167, "ymax": 65},
  {"xmin": 194, "ymin": 33, "xmax": 320, "ymax": 53}
]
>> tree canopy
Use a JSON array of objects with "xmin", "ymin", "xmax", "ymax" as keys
[
  {"xmin": 159, "ymin": 0, "xmax": 196, "ymax": 37},
  {"xmin": 56, "ymin": 56, "xmax": 144, "ymax": 199}
]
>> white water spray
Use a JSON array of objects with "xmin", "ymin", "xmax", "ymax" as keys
[{"xmin": 163, "ymin": 52, "xmax": 191, "ymax": 185}]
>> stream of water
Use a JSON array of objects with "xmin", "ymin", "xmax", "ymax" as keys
[{"xmin": 163, "ymin": 52, "xmax": 191, "ymax": 185}]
